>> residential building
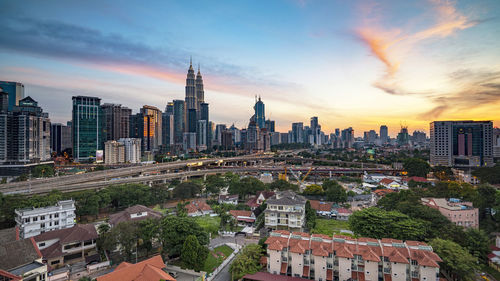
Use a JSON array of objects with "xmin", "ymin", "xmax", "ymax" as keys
[
  {"xmin": 488, "ymin": 233, "xmax": 500, "ymax": 271},
  {"xmin": 15, "ymin": 200, "xmax": 76, "ymax": 239},
  {"xmin": 118, "ymin": 138, "xmax": 141, "ymax": 163},
  {"xmin": 430, "ymin": 121, "xmax": 494, "ymax": 167},
  {"xmin": 380, "ymin": 125, "xmax": 388, "ymax": 144},
  {"xmin": 185, "ymin": 200, "xmax": 213, "ymax": 217},
  {"xmin": 221, "ymin": 129, "xmax": 234, "ymax": 150},
  {"xmin": 97, "ymin": 255, "xmax": 175, "ymax": 281},
  {"xmin": 109, "ymin": 205, "xmax": 162, "ymax": 227},
  {"xmin": 218, "ymin": 194, "xmax": 238, "ymax": 205},
  {"xmin": 72, "ymin": 96, "xmax": 103, "ymax": 162},
  {"xmin": 104, "ymin": 140, "xmax": 125, "ymax": 164},
  {"xmin": 229, "ymin": 210, "xmax": 256, "ymax": 226},
  {"xmin": 0, "ymin": 81, "xmax": 24, "ymax": 111},
  {"xmin": 265, "ymin": 231, "xmax": 441, "ymax": 281},
  {"xmin": 196, "ymin": 119, "xmax": 207, "ymax": 151},
  {"xmin": 51, "ymin": 123, "xmax": 72, "ymax": 154},
  {"xmin": 264, "ymin": 191, "xmax": 306, "ymax": 231},
  {"xmin": 493, "ymin": 128, "xmax": 500, "ymax": 158},
  {"xmin": 309, "ymin": 200, "xmax": 333, "ymax": 217},
  {"xmin": 341, "ymin": 127, "xmax": 354, "ymax": 148},
  {"xmin": 247, "ymin": 191, "xmax": 275, "ymax": 210},
  {"xmin": 0, "ymin": 228, "xmax": 48, "ymax": 281},
  {"xmin": 421, "ymin": 198, "xmax": 478, "ymax": 228},
  {"xmin": 101, "ymin": 103, "xmax": 131, "ymax": 141},
  {"xmin": 332, "ymin": 208, "xmax": 353, "ymax": 221},
  {"xmin": 33, "ymin": 224, "xmax": 98, "ymax": 267}
]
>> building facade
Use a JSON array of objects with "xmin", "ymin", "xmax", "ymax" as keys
[
  {"xmin": 264, "ymin": 191, "xmax": 306, "ymax": 231},
  {"xmin": 104, "ymin": 140, "xmax": 125, "ymax": 164},
  {"xmin": 51, "ymin": 123, "xmax": 72, "ymax": 154},
  {"xmin": 421, "ymin": 197, "xmax": 478, "ymax": 228},
  {"xmin": 72, "ymin": 96, "xmax": 103, "ymax": 162},
  {"xmin": 254, "ymin": 96, "xmax": 265, "ymax": 129},
  {"xmin": 118, "ymin": 138, "xmax": 141, "ymax": 163},
  {"xmin": 0, "ymin": 81, "xmax": 24, "ymax": 111},
  {"xmin": 265, "ymin": 231, "xmax": 441, "ymax": 281},
  {"xmin": 101, "ymin": 103, "xmax": 131, "ymax": 141},
  {"xmin": 430, "ymin": 121, "xmax": 493, "ymax": 167},
  {"xmin": 15, "ymin": 200, "xmax": 76, "ymax": 238}
]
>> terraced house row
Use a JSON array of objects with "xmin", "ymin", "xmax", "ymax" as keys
[{"xmin": 265, "ymin": 231, "xmax": 441, "ymax": 281}]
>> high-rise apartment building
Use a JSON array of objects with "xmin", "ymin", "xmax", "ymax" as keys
[
  {"xmin": 494, "ymin": 128, "xmax": 500, "ymax": 158},
  {"xmin": 51, "ymin": 123, "xmax": 72, "ymax": 154},
  {"xmin": 430, "ymin": 121, "xmax": 493, "ymax": 167},
  {"xmin": 101, "ymin": 103, "xmax": 131, "ymax": 141},
  {"xmin": 183, "ymin": 132, "xmax": 196, "ymax": 151},
  {"xmin": 104, "ymin": 140, "xmax": 125, "ymax": 164},
  {"xmin": 118, "ymin": 138, "xmax": 141, "ymax": 163},
  {"xmin": 138, "ymin": 105, "xmax": 162, "ymax": 152},
  {"xmin": 196, "ymin": 120, "xmax": 207, "ymax": 151},
  {"xmin": 72, "ymin": 96, "xmax": 103, "ymax": 162},
  {"xmin": 292, "ymin": 122, "xmax": 304, "ymax": 143},
  {"xmin": 380, "ymin": 125, "xmax": 388, "ymax": 144},
  {"xmin": 364, "ymin": 130, "xmax": 378, "ymax": 144},
  {"xmin": 0, "ymin": 81, "xmax": 24, "ymax": 111},
  {"xmin": 254, "ymin": 96, "xmax": 265, "ymax": 129},
  {"xmin": 341, "ymin": 127, "xmax": 354, "ymax": 148}
]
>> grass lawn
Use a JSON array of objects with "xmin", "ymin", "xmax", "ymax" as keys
[
  {"xmin": 312, "ymin": 218, "xmax": 351, "ymax": 236},
  {"xmin": 203, "ymin": 245, "xmax": 234, "ymax": 273},
  {"xmin": 194, "ymin": 215, "xmax": 220, "ymax": 236}
]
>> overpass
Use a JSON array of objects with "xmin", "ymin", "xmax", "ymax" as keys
[{"xmin": 1, "ymin": 165, "xmax": 402, "ymax": 195}]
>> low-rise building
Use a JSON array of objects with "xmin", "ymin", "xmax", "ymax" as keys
[
  {"xmin": 332, "ymin": 208, "xmax": 353, "ymax": 221},
  {"xmin": 229, "ymin": 210, "xmax": 256, "ymax": 226},
  {"xmin": 265, "ymin": 230, "xmax": 441, "ymax": 281},
  {"xmin": 96, "ymin": 255, "xmax": 175, "ymax": 281},
  {"xmin": 33, "ymin": 224, "xmax": 98, "ymax": 268},
  {"xmin": 247, "ymin": 191, "xmax": 275, "ymax": 210},
  {"xmin": 309, "ymin": 200, "xmax": 333, "ymax": 217},
  {"xmin": 265, "ymin": 191, "xmax": 306, "ymax": 231},
  {"xmin": 421, "ymin": 197, "xmax": 478, "ymax": 228},
  {"xmin": 186, "ymin": 200, "xmax": 213, "ymax": 217},
  {"xmin": 0, "ymin": 228, "xmax": 48, "ymax": 281},
  {"xmin": 219, "ymin": 194, "xmax": 239, "ymax": 205},
  {"xmin": 347, "ymin": 194, "xmax": 376, "ymax": 210},
  {"xmin": 379, "ymin": 178, "xmax": 402, "ymax": 189},
  {"xmin": 109, "ymin": 205, "xmax": 163, "ymax": 227},
  {"xmin": 15, "ymin": 200, "xmax": 76, "ymax": 239}
]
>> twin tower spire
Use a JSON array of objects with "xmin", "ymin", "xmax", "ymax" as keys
[{"xmin": 185, "ymin": 57, "xmax": 204, "ymax": 111}]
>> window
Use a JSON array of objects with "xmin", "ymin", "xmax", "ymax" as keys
[
  {"xmin": 39, "ymin": 242, "xmax": 46, "ymax": 247},
  {"xmin": 411, "ymin": 259, "xmax": 418, "ymax": 266},
  {"xmin": 41, "ymin": 223, "xmax": 45, "ymax": 228},
  {"xmin": 51, "ymin": 260, "xmax": 60, "ymax": 265},
  {"xmin": 54, "ymin": 213, "xmax": 59, "ymax": 218},
  {"xmin": 384, "ymin": 257, "xmax": 389, "ymax": 262},
  {"xmin": 55, "ymin": 221, "xmax": 59, "ymax": 225},
  {"xmin": 40, "ymin": 215, "xmax": 45, "ymax": 220},
  {"xmin": 24, "ymin": 218, "xmax": 30, "ymax": 223},
  {"xmin": 33, "ymin": 217, "xmax": 38, "ymax": 222}
]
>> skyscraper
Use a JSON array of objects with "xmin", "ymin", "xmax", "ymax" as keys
[
  {"xmin": 51, "ymin": 123, "xmax": 72, "ymax": 154},
  {"xmin": 185, "ymin": 58, "xmax": 197, "ymax": 110},
  {"xmin": 140, "ymin": 105, "xmax": 162, "ymax": 152},
  {"xmin": 72, "ymin": 96, "xmax": 103, "ymax": 162},
  {"xmin": 265, "ymin": 120, "xmax": 275, "ymax": 132},
  {"xmin": 173, "ymin": 99, "xmax": 186, "ymax": 144},
  {"xmin": 254, "ymin": 96, "xmax": 265, "ymax": 129},
  {"xmin": 0, "ymin": 81, "xmax": 24, "ymax": 111},
  {"xmin": 162, "ymin": 112, "xmax": 174, "ymax": 149},
  {"xmin": 200, "ymin": 103, "xmax": 210, "ymax": 146},
  {"xmin": 196, "ymin": 65, "xmax": 205, "ymax": 112},
  {"xmin": 101, "ymin": 103, "xmax": 131, "ymax": 141},
  {"xmin": 187, "ymin": 108, "xmax": 197, "ymax": 133},
  {"xmin": 380, "ymin": 125, "xmax": 388, "ymax": 144},
  {"xmin": 292, "ymin": 122, "xmax": 304, "ymax": 143},
  {"xmin": 430, "ymin": 121, "xmax": 493, "ymax": 167},
  {"xmin": 196, "ymin": 120, "xmax": 207, "ymax": 151}
]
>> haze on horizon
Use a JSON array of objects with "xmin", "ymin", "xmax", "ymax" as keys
[{"xmin": 0, "ymin": 0, "xmax": 499, "ymax": 136}]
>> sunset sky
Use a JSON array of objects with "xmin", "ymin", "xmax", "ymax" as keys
[{"xmin": 1, "ymin": 0, "xmax": 499, "ymax": 136}]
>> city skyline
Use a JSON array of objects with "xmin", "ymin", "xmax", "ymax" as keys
[{"xmin": 0, "ymin": 0, "xmax": 499, "ymax": 136}]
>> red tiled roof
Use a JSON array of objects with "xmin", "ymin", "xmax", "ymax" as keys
[
  {"xmin": 380, "ymin": 178, "xmax": 396, "ymax": 185},
  {"xmin": 0, "ymin": 270, "xmax": 22, "ymax": 281},
  {"xmin": 374, "ymin": 189, "xmax": 395, "ymax": 196},
  {"xmin": 185, "ymin": 200, "xmax": 212, "ymax": 214},
  {"xmin": 309, "ymin": 200, "xmax": 333, "ymax": 212},
  {"xmin": 229, "ymin": 210, "xmax": 253, "ymax": 218},
  {"xmin": 96, "ymin": 255, "xmax": 175, "ymax": 281},
  {"xmin": 246, "ymin": 197, "xmax": 259, "ymax": 208},
  {"xmin": 336, "ymin": 244, "xmax": 354, "ymax": 258},
  {"xmin": 405, "ymin": 176, "xmax": 428, "ymax": 183},
  {"xmin": 336, "ymin": 208, "xmax": 352, "ymax": 214}
]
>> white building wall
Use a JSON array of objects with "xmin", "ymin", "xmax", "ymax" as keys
[
  {"xmin": 290, "ymin": 252, "xmax": 303, "ymax": 277},
  {"xmin": 313, "ymin": 256, "xmax": 327, "ymax": 281},
  {"xmin": 268, "ymin": 250, "xmax": 282, "ymax": 275},
  {"xmin": 338, "ymin": 257, "xmax": 352, "ymax": 281},
  {"xmin": 419, "ymin": 266, "xmax": 438, "ymax": 281},
  {"xmin": 364, "ymin": 261, "xmax": 379, "ymax": 281},
  {"xmin": 390, "ymin": 262, "xmax": 407, "ymax": 281}
]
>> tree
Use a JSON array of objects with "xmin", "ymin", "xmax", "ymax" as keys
[
  {"xmin": 32, "ymin": 165, "xmax": 55, "ymax": 178},
  {"xmin": 220, "ymin": 212, "xmax": 237, "ymax": 231},
  {"xmin": 269, "ymin": 180, "xmax": 298, "ymax": 192},
  {"xmin": 323, "ymin": 180, "xmax": 347, "ymax": 203},
  {"xmin": 230, "ymin": 244, "xmax": 263, "ymax": 280},
  {"xmin": 303, "ymin": 184, "xmax": 324, "ymax": 195},
  {"xmin": 472, "ymin": 165, "xmax": 500, "ymax": 184},
  {"xmin": 463, "ymin": 228, "xmax": 490, "ymax": 263},
  {"xmin": 429, "ymin": 238, "xmax": 479, "ymax": 280},
  {"xmin": 173, "ymin": 181, "xmax": 202, "ymax": 199},
  {"xmin": 138, "ymin": 219, "xmax": 160, "ymax": 257},
  {"xmin": 181, "ymin": 235, "xmax": 209, "ymax": 271},
  {"xmin": 228, "ymin": 177, "xmax": 266, "ymax": 199},
  {"xmin": 159, "ymin": 216, "xmax": 209, "ymax": 257},
  {"xmin": 305, "ymin": 201, "xmax": 316, "ymax": 230},
  {"xmin": 348, "ymin": 207, "xmax": 428, "ymax": 240},
  {"xmin": 205, "ymin": 174, "xmax": 226, "ymax": 194},
  {"xmin": 112, "ymin": 222, "xmax": 140, "ymax": 261},
  {"xmin": 403, "ymin": 158, "xmax": 430, "ymax": 177}
]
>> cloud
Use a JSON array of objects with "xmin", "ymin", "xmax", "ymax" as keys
[{"xmin": 0, "ymin": 15, "xmax": 302, "ymax": 100}]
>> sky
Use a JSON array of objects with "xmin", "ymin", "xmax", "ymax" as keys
[{"xmin": 1, "ymin": 0, "xmax": 499, "ymax": 136}]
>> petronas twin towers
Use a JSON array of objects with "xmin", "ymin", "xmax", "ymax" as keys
[{"xmin": 185, "ymin": 57, "xmax": 204, "ymax": 112}]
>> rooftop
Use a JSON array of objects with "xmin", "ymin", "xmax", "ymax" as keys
[
  {"xmin": 96, "ymin": 255, "xmax": 175, "ymax": 281},
  {"xmin": 0, "ymin": 228, "xmax": 43, "ymax": 272},
  {"xmin": 266, "ymin": 191, "xmax": 306, "ymax": 206}
]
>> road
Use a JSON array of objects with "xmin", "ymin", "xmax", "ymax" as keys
[{"xmin": 210, "ymin": 236, "xmax": 259, "ymax": 281}]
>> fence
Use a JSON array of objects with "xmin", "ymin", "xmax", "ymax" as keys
[{"xmin": 206, "ymin": 243, "xmax": 241, "ymax": 281}]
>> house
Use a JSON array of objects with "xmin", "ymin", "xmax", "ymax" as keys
[
  {"xmin": 308, "ymin": 200, "xmax": 333, "ymax": 217},
  {"xmin": 186, "ymin": 200, "xmax": 213, "ymax": 217},
  {"xmin": 379, "ymin": 178, "xmax": 401, "ymax": 189},
  {"xmin": 488, "ymin": 233, "xmax": 500, "ymax": 272},
  {"xmin": 229, "ymin": 210, "xmax": 256, "ymax": 226},
  {"xmin": 421, "ymin": 198, "xmax": 478, "ymax": 228},
  {"xmin": 109, "ymin": 205, "xmax": 163, "ymax": 227},
  {"xmin": 347, "ymin": 194, "xmax": 376, "ymax": 209},
  {"xmin": 265, "ymin": 230, "xmax": 441, "ymax": 281},
  {"xmin": 264, "ymin": 191, "xmax": 306, "ymax": 231},
  {"xmin": 0, "ymin": 228, "xmax": 48, "ymax": 281},
  {"xmin": 247, "ymin": 191, "xmax": 275, "ymax": 210},
  {"xmin": 374, "ymin": 189, "xmax": 395, "ymax": 198},
  {"xmin": 96, "ymin": 255, "xmax": 175, "ymax": 281},
  {"xmin": 332, "ymin": 208, "xmax": 352, "ymax": 221},
  {"xmin": 15, "ymin": 200, "xmax": 76, "ymax": 238},
  {"xmin": 218, "ymin": 194, "xmax": 238, "ymax": 205},
  {"xmin": 33, "ymin": 224, "xmax": 98, "ymax": 268}
]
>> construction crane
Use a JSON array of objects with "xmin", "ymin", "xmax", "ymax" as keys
[{"xmin": 299, "ymin": 167, "xmax": 313, "ymax": 185}]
